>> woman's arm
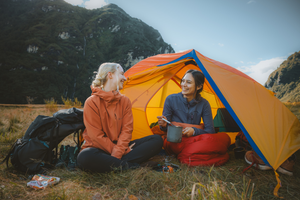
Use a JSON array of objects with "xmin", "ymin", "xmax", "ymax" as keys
[
  {"xmin": 160, "ymin": 95, "xmax": 174, "ymax": 131},
  {"xmin": 83, "ymin": 97, "xmax": 116, "ymax": 154},
  {"xmin": 193, "ymin": 101, "xmax": 215, "ymax": 135},
  {"xmin": 111, "ymin": 97, "xmax": 133, "ymax": 159}
]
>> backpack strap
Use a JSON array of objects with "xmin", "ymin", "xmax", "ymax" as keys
[
  {"xmin": 0, "ymin": 140, "xmax": 18, "ymax": 168},
  {"xmin": 73, "ymin": 128, "xmax": 84, "ymax": 152},
  {"xmin": 49, "ymin": 120, "xmax": 59, "ymax": 165}
]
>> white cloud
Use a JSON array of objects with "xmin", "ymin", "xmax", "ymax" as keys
[
  {"xmin": 84, "ymin": 0, "xmax": 108, "ymax": 9},
  {"xmin": 236, "ymin": 57, "xmax": 285, "ymax": 85},
  {"xmin": 64, "ymin": 0, "xmax": 84, "ymax": 6},
  {"xmin": 247, "ymin": 0, "xmax": 255, "ymax": 4},
  {"xmin": 218, "ymin": 43, "xmax": 224, "ymax": 47}
]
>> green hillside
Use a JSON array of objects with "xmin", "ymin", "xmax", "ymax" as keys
[{"xmin": 0, "ymin": 0, "xmax": 174, "ymax": 104}]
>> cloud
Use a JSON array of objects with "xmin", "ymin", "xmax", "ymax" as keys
[
  {"xmin": 177, "ymin": 49, "xmax": 188, "ymax": 53},
  {"xmin": 64, "ymin": 0, "xmax": 84, "ymax": 5},
  {"xmin": 236, "ymin": 57, "xmax": 285, "ymax": 85},
  {"xmin": 247, "ymin": 0, "xmax": 255, "ymax": 4},
  {"xmin": 218, "ymin": 43, "xmax": 224, "ymax": 47},
  {"xmin": 84, "ymin": 0, "xmax": 108, "ymax": 9}
]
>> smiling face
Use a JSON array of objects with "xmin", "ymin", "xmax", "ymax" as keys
[
  {"xmin": 181, "ymin": 73, "xmax": 196, "ymax": 97},
  {"xmin": 181, "ymin": 72, "xmax": 203, "ymax": 101},
  {"xmin": 111, "ymin": 66, "xmax": 126, "ymax": 91}
]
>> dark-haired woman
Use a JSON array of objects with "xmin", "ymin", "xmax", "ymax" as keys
[
  {"xmin": 156, "ymin": 70, "xmax": 231, "ymax": 167},
  {"xmin": 157, "ymin": 69, "xmax": 215, "ymax": 136}
]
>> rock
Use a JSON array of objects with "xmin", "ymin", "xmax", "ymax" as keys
[
  {"xmin": 58, "ymin": 32, "xmax": 70, "ymax": 39},
  {"xmin": 265, "ymin": 51, "xmax": 300, "ymax": 102},
  {"xmin": 27, "ymin": 45, "xmax": 39, "ymax": 53}
]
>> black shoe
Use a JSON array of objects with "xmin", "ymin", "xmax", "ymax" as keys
[{"xmin": 55, "ymin": 145, "xmax": 70, "ymax": 168}]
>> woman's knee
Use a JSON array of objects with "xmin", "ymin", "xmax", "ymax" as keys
[
  {"xmin": 77, "ymin": 149, "xmax": 90, "ymax": 169},
  {"xmin": 152, "ymin": 134, "xmax": 163, "ymax": 146},
  {"xmin": 77, "ymin": 148, "xmax": 103, "ymax": 169}
]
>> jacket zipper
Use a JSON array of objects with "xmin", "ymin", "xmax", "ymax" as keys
[{"xmin": 115, "ymin": 113, "xmax": 118, "ymax": 136}]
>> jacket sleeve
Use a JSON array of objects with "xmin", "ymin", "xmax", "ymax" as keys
[
  {"xmin": 194, "ymin": 101, "xmax": 215, "ymax": 135},
  {"xmin": 160, "ymin": 95, "xmax": 173, "ymax": 132},
  {"xmin": 111, "ymin": 97, "xmax": 133, "ymax": 159},
  {"xmin": 83, "ymin": 97, "xmax": 116, "ymax": 154}
]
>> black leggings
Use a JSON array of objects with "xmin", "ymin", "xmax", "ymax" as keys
[{"xmin": 77, "ymin": 135, "xmax": 163, "ymax": 173}]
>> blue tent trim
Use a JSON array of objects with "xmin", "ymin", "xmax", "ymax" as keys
[{"xmin": 158, "ymin": 49, "xmax": 271, "ymax": 168}]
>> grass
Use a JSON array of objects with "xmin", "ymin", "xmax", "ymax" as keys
[{"xmin": 0, "ymin": 104, "xmax": 300, "ymax": 199}]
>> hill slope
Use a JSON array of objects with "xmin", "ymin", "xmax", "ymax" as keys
[
  {"xmin": 0, "ymin": 0, "xmax": 174, "ymax": 104},
  {"xmin": 265, "ymin": 51, "xmax": 300, "ymax": 102}
]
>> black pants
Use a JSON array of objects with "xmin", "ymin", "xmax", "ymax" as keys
[{"xmin": 77, "ymin": 135, "xmax": 163, "ymax": 173}]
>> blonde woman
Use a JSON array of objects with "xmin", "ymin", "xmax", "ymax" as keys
[{"xmin": 77, "ymin": 63, "xmax": 163, "ymax": 173}]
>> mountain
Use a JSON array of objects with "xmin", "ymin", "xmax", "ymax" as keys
[
  {"xmin": 0, "ymin": 0, "xmax": 174, "ymax": 104},
  {"xmin": 265, "ymin": 51, "xmax": 300, "ymax": 102}
]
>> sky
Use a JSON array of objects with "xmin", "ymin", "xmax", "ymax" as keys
[{"xmin": 64, "ymin": 0, "xmax": 300, "ymax": 85}]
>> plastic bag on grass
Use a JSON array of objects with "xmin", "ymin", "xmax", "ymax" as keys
[{"xmin": 27, "ymin": 174, "xmax": 60, "ymax": 189}]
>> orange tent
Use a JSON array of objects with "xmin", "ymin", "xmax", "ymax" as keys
[{"xmin": 120, "ymin": 49, "xmax": 300, "ymax": 172}]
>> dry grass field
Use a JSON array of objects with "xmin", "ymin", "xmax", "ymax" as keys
[{"xmin": 0, "ymin": 103, "xmax": 300, "ymax": 200}]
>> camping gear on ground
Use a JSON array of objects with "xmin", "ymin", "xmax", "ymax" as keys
[
  {"xmin": 152, "ymin": 163, "xmax": 180, "ymax": 173},
  {"xmin": 152, "ymin": 156, "xmax": 180, "ymax": 173},
  {"xmin": 167, "ymin": 125, "xmax": 183, "ymax": 143},
  {"xmin": 244, "ymin": 150, "xmax": 296, "ymax": 176},
  {"xmin": 233, "ymin": 147, "xmax": 246, "ymax": 159},
  {"xmin": 0, "ymin": 107, "xmax": 85, "ymax": 174},
  {"xmin": 27, "ymin": 174, "xmax": 60, "ymax": 190},
  {"xmin": 235, "ymin": 131, "xmax": 252, "ymax": 151}
]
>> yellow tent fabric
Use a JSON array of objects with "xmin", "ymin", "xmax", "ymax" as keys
[{"xmin": 120, "ymin": 49, "xmax": 300, "ymax": 170}]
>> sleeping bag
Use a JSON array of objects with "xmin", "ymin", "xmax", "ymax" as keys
[{"xmin": 152, "ymin": 122, "xmax": 231, "ymax": 166}]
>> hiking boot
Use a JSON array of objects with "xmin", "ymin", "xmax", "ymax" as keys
[
  {"xmin": 55, "ymin": 145, "xmax": 70, "ymax": 168},
  {"xmin": 67, "ymin": 146, "xmax": 79, "ymax": 170},
  {"xmin": 244, "ymin": 150, "xmax": 272, "ymax": 170},
  {"xmin": 277, "ymin": 154, "xmax": 295, "ymax": 176}
]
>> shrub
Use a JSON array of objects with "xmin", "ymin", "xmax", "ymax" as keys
[
  {"xmin": 44, "ymin": 98, "xmax": 58, "ymax": 112},
  {"xmin": 73, "ymin": 97, "xmax": 82, "ymax": 108},
  {"xmin": 61, "ymin": 96, "xmax": 82, "ymax": 108},
  {"xmin": 61, "ymin": 96, "xmax": 73, "ymax": 108}
]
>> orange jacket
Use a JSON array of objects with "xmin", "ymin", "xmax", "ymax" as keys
[{"xmin": 81, "ymin": 86, "xmax": 133, "ymax": 159}]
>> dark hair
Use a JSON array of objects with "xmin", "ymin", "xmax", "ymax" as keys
[{"xmin": 182, "ymin": 69, "xmax": 205, "ymax": 100}]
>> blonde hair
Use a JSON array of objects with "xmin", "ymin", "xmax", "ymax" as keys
[{"xmin": 92, "ymin": 63, "xmax": 121, "ymax": 88}]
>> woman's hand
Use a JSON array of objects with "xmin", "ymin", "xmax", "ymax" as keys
[
  {"xmin": 157, "ymin": 115, "xmax": 167, "ymax": 128},
  {"xmin": 129, "ymin": 143, "xmax": 135, "ymax": 151},
  {"xmin": 182, "ymin": 127, "xmax": 194, "ymax": 137}
]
